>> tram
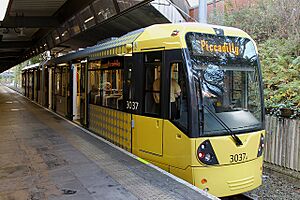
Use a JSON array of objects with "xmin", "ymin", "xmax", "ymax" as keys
[{"xmin": 22, "ymin": 23, "xmax": 265, "ymax": 197}]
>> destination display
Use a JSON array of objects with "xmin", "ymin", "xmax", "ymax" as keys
[
  {"xmin": 200, "ymin": 39, "xmax": 240, "ymax": 56},
  {"xmin": 186, "ymin": 33, "xmax": 245, "ymax": 57}
]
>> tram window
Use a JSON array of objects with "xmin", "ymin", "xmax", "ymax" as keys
[
  {"xmin": 247, "ymin": 72, "xmax": 261, "ymax": 119},
  {"xmin": 89, "ymin": 70, "xmax": 101, "ymax": 105},
  {"xmin": 55, "ymin": 68, "xmax": 62, "ymax": 96},
  {"xmin": 39, "ymin": 69, "xmax": 42, "ymax": 90},
  {"xmin": 127, "ymin": 63, "xmax": 134, "ymax": 99},
  {"xmin": 76, "ymin": 67, "xmax": 81, "ymax": 94},
  {"xmin": 101, "ymin": 69, "xmax": 123, "ymax": 109},
  {"xmin": 61, "ymin": 67, "xmax": 68, "ymax": 97},
  {"xmin": 22, "ymin": 75, "xmax": 25, "ymax": 87},
  {"xmin": 36, "ymin": 70, "xmax": 40, "ymax": 90},
  {"xmin": 29, "ymin": 74, "xmax": 33, "ymax": 87},
  {"xmin": 88, "ymin": 58, "xmax": 124, "ymax": 110},
  {"xmin": 144, "ymin": 51, "xmax": 162, "ymax": 116},
  {"xmin": 170, "ymin": 62, "xmax": 188, "ymax": 129}
]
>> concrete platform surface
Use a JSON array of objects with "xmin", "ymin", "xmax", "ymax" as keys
[{"xmin": 0, "ymin": 86, "xmax": 217, "ymax": 200}]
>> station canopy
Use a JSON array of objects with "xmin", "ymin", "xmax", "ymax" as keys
[{"xmin": 0, "ymin": 0, "xmax": 191, "ymax": 73}]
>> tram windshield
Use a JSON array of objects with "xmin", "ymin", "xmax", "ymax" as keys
[{"xmin": 186, "ymin": 32, "xmax": 263, "ymax": 136}]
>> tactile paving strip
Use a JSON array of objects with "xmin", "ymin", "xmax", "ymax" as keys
[{"xmin": 59, "ymin": 132, "xmax": 183, "ymax": 200}]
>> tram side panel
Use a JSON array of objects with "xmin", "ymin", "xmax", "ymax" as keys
[{"xmin": 89, "ymin": 106, "xmax": 132, "ymax": 151}]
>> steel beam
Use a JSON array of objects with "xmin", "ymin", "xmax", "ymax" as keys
[
  {"xmin": 0, "ymin": 61, "xmax": 15, "ymax": 67},
  {"xmin": 1, "ymin": 16, "xmax": 60, "ymax": 28},
  {"xmin": 0, "ymin": 41, "xmax": 32, "ymax": 48},
  {"xmin": 0, "ymin": 52, "xmax": 24, "ymax": 58}
]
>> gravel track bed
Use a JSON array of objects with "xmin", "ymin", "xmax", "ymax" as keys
[{"xmin": 246, "ymin": 170, "xmax": 300, "ymax": 199}]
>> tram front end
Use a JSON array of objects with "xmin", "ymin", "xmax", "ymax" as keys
[{"xmin": 184, "ymin": 28, "xmax": 265, "ymax": 197}]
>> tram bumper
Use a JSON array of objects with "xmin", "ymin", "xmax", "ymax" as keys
[{"xmin": 192, "ymin": 156, "xmax": 263, "ymax": 197}]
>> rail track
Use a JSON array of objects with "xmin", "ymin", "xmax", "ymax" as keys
[{"xmin": 220, "ymin": 194, "xmax": 257, "ymax": 200}]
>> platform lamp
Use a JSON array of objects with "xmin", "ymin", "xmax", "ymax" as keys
[{"xmin": 0, "ymin": 0, "xmax": 10, "ymax": 21}]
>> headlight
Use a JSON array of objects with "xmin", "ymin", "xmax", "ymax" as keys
[
  {"xmin": 197, "ymin": 140, "xmax": 219, "ymax": 165},
  {"xmin": 257, "ymin": 134, "xmax": 265, "ymax": 157}
]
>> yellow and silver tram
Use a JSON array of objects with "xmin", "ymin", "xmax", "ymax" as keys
[{"xmin": 22, "ymin": 23, "xmax": 265, "ymax": 197}]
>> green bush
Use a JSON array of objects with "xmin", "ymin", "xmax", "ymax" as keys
[{"xmin": 260, "ymin": 39, "xmax": 300, "ymax": 108}]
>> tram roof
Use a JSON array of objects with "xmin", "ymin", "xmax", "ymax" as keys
[
  {"xmin": 132, "ymin": 22, "xmax": 251, "ymax": 43},
  {"xmin": 47, "ymin": 22, "xmax": 252, "ymax": 65},
  {"xmin": 48, "ymin": 28, "xmax": 145, "ymax": 65},
  {"xmin": 21, "ymin": 63, "xmax": 41, "ymax": 71}
]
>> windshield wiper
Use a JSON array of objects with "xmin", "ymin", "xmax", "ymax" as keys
[{"xmin": 203, "ymin": 105, "xmax": 243, "ymax": 146}]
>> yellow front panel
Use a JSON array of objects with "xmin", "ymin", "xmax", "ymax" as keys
[
  {"xmin": 193, "ymin": 131, "xmax": 265, "ymax": 166},
  {"xmin": 193, "ymin": 157, "xmax": 263, "ymax": 197}
]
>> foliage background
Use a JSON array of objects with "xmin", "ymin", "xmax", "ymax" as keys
[{"xmin": 209, "ymin": 0, "xmax": 300, "ymax": 117}]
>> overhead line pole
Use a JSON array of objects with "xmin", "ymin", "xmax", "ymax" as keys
[{"xmin": 199, "ymin": 0, "xmax": 207, "ymax": 23}]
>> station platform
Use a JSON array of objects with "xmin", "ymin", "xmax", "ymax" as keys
[{"xmin": 0, "ymin": 85, "xmax": 217, "ymax": 200}]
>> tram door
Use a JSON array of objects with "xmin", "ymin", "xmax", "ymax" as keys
[
  {"xmin": 48, "ymin": 68, "xmax": 51, "ymax": 109},
  {"xmin": 72, "ymin": 63, "xmax": 81, "ymax": 122},
  {"xmin": 51, "ymin": 67, "xmax": 56, "ymax": 111},
  {"xmin": 33, "ymin": 70, "xmax": 37, "ymax": 101},
  {"xmin": 80, "ymin": 61, "xmax": 88, "ymax": 126},
  {"xmin": 135, "ymin": 51, "xmax": 163, "ymax": 156},
  {"xmin": 44, "ymin": 68, "xmax": 49, "ymax": 107}
]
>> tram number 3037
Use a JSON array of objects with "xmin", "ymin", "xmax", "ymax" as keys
[
  {"xmin": 230, "ymin": 153, "xmax": 248, "ymax": 163},
  {"xmin": 126, "ymin": 101, "xmax": 139, "ymax": 110}
]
